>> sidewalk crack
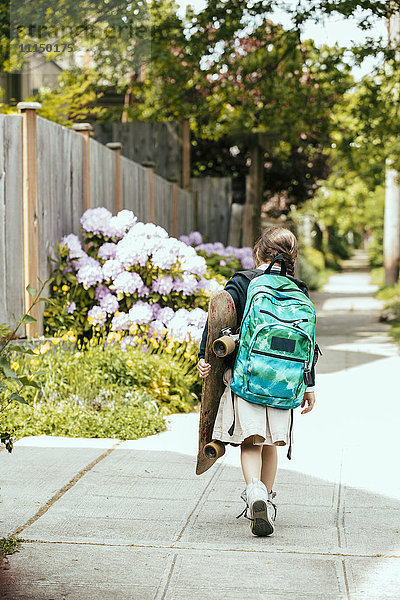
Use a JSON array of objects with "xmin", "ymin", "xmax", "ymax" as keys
[{"xmin": 11, "ymin": 440, "xmax": 122, "ymax": 537}]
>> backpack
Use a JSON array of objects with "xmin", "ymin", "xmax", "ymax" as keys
[{"xmin": 230, "ymin": 254, "xmax": 317, "ymax": 410}]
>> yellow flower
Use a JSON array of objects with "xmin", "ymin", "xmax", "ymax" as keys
[
  {"xmin": 74, "ymin": 352, "xmax": 83, "ymax": 359},
  {"xmin": 62, "ymin": 333, "xmax": 69, "ymax": 342},
  {"xmin": 68, "ymin": 333, "xmax": 77, "ymax": 343},
  {"xmin": 40, "ymin": 342, "xmax": 51, "ymax": 354},
  {"xmin": 129, "ymin": 324, "xmax": 138, "ymax": 335},
  {"xmin": 52, "ymin": 285, "xmax": 58, "ymax": 291},
  {"xmin": 126, "ymin": 359, "xmax": 133, "ymax": 367},
  {"xmin": 62, "ymin": 285, "xmax": 69, "ymax": 292},
  {"xmin": 183, "ymin": 352, "xmax": 191, "ymax": 359},
  {"xmin": 114, "ymin": 311, "xmax": 121, "ymax": 317},
  {"xmin": 10, "ymin": 361, "xmax": 19, "ymax": 371},
  {"xmin": 51, "ymin": 337, "xmax": 61, "ymax": 345},
  {"xmin": 190, "ymin": 355, "xmax": 197, "ymax": 362},
  {"xmin": 114, "ymin": 331, "xmax": 121, "ymax": 341},
  {"xmin": 30, "ymin": 358, "xmax": 40, "ymax": 366},
  {"xmin": 33, "ymin": 347, "xmax": 40, "ymax": 355}
]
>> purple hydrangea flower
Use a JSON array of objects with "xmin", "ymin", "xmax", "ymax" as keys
[
  {"xmin": 98, "ymin": 242, "xmax": 118, "ymax": 260},
  {"xmin": 151, "ymin": 275, "xmax": 174, "ymax": 295},
  {"xmin": 156, "ymin": 306, "xmax": 175, "ymax": 324},
  {"xmin": 75, "ymin": 256, "xmax": 103, "ymax": 288},
  {"xmin": 65, "ymin": 301, "xmax": 76, "ymax": 314},
  {"xmin": 102, "ymin": 259, "xmax": 124, "ymax": 281},
  {"xmin": 111, "ymin": 312, "xmax": 131, "ymax": 331},
  {"xmin": 99, "ymin": 292, "xmax": 119, "ymax": 314},
  {"xmin": 61, "ymin": 234, "xmax": 85, "ymax": 259},
  {"xmin": 179, "ymin": 231, "xmax": 203, "ymax": 246},
  {"xmin": 81, "ymin": 207, "xmax": 113, "ymax": 236},
  {"xmin": 138, "ymin": 285, "xmax": 150, "ymax": 298},
  {"xmin": 87, "ymin": 305, "xmax": 107, "ymax": 326},
  {"xmin": 128, "ymin": 301, "xmax": 154, "ymax": 325},
  {"xmin": 112, "ymin": 271, "xmax": 144, "ymax": 295},
  {"xmin": 148, "ymin": 319, "xmax": 167, "ymax": 339},
  {"xmin": 102, "ymin": 210, "xmax": 137, "ymax": 239},
  {"xmin": 173, "ymin": 273, "xmax": 199, "ymax": 296}
]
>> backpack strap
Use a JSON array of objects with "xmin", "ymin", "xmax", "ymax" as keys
[
  {"xmin": 265, "ymin": 254, "xmax": 287, "ymax": 276},
  {"xmin": 234, "ymin": 269, "xmax": 266, "ymax": 281}
]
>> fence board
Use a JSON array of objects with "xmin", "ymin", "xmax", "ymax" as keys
[
  {"xmin": 177, "ymin": 188, "xmax": 194, "ymax": 237},
  {"xmin": 89, "ymin": 138, "xmax": 115, "ymax": 211},
  {"xmin": 93, "ymin": 121, "xmax": 182, "ymax": 185},
  {"xmin": 190, "ymin": 177, "xmax": 232, "ymax": 244},
  {"xmin": 4, "ymin": 115, "xmax": 24, "ymax": 331},
  {"xmin": 0, "ymin": 115, "xmax": 7, "ymax": 324},
  {"xmin": 153, "ymin": 173, "xmax": 173, "ymax": 233}
]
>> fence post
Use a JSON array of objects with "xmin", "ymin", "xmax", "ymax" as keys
[
  {"xmin": 17, "ymin": 101, "xmax": 41, "ymax": 337},
  {"xmin": 106, "ymin": 142, "xmax": 122, "ymax": 213},
  {"xmin": 168, "ymin": 177, "xmax": 179, "ymax": 237},
  {"xmin": 182, "ymin": 119, "xmax": 190, "ymax": 190},
  {"xmin": 72, "ymin": 123, "xmax": 93, "ymax": 212},
  {"xmin": 142, "ymin": 160, "xmax": 156, "ymax": 223},
  {"xmin": 193, "ymin": 189, "xmax": 199, "ymax": 232}
]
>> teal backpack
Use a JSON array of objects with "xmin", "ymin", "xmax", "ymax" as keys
[{"xmin": 230, "ymin": 255, "xmax": 317, "ymax": 410}]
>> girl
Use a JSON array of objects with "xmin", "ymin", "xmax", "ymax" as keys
[{"xmin": 197, "ymin": 226, "xmax": 317, "ymax": 537}]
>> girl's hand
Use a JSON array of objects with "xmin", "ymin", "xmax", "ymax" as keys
[
  {"xmin": 197, "ymin": 358, "xmax": 211, "ymax": 379},
  {"xmin": 301, "ymin": 391, "xmax": 315, "ymax": 414}
]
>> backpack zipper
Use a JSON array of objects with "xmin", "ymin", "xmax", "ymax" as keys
[
  {"xmin": 252, "ymin": 350, "xmax": 305, "ymax": 363},
  {"xmin": 259, "ymin": 310, "xmax": 308, "ymax": 326},
  {"xmin": 240, "ymin": 289, "xmax": 312, "ymax": 334}
]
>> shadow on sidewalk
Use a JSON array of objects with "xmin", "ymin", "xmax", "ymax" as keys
[{"xmin": 0, "ymin": 446, "xmax": 399, "ymax": 599}]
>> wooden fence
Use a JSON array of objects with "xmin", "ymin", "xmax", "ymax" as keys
[
  {"xmin": 92, "ymin": 121, "xmax": 188, "ymax": 187},
  {"xmin": 0, "ymin": 105, "xmax": 197, "ymax": 336},
  {"xmin": 190, "ymin": 177, "xmax": 232, "ymax": 244}
]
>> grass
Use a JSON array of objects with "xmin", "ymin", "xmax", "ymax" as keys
[
  {"xmin": 0, "ymin": 535, "xmax": 23, "ymax": 558},
  {"xmin": 370, "ymin": 266, "xmax": 400, "ymax": 348}
]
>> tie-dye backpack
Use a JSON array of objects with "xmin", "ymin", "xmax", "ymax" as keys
[{"xmin": 230, "ymin": 254, "xmax": 316, "ymax": 409}]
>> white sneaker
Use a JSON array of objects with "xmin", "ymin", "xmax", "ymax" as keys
[{"xmin": 237, "ymin": 478, "xmax": 276, "ymax": 536}]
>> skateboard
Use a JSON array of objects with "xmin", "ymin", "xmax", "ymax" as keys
[{"xmin": 196, "ymin": 290, "xmax": 237, "ymax": 475}]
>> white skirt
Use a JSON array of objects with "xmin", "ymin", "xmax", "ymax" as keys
[{"xmin": 212, "ymin": 368, "xmax": 293, "ymax": 447}]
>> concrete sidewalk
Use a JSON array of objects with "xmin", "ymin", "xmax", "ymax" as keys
[{"xmin": 1, "ymin": 250, "xmax": 400, "ymax": 599}]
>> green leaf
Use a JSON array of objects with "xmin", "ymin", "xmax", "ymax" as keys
[
  {"xmin": 39, "ymin": 297, "xmax": 55, "ymax": 305},
  {"xmin": 21, "ymin": 315, "xmax": 37, "ymax": 324},
  {"xmin": 18, "ymin": 376, "xmax": 40, "ymax": 389},
  {"xmin": 9, "ymin": 393, "xmax": 29, "ymax": 405},
  {"xmin": 26, "ymin": 284, "xmax": 37, "ymax": 296},
  {"xmin": 6, "ymin": 344, "xmax": 36, "ymax": 355}
]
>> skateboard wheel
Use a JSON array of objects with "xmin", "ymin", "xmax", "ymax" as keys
[
  {"xmin": 213, "ymin": 335, "xmax": 236, "ymax": 357},
  {"xmin": 204, "ymin": 440, "xmax": 226, "ymax": 460}
]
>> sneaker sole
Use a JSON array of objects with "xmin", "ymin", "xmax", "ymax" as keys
[{"xmin": 250, "ymin": 500, "xmax": 274, "ymax": 536}]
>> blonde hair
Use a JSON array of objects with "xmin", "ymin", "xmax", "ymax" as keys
[{"xmin": 253, "ymin": 226, "xmax": 298, "ymax": 276}]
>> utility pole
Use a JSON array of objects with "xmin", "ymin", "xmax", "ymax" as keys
[{"xmin": 384, "ymin": 7, "xmax": 400, "ymax": 284}]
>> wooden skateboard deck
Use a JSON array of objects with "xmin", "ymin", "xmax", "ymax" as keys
[{"xmin": 196, "ymin": 290, "xmax": 237, "ymax": 475}]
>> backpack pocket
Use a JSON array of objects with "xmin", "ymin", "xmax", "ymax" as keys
[{"xmin": 246, "ymin": 324, "xmax": 311, "ymax": 401}]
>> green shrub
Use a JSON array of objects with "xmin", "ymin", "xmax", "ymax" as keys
[
  {"xmin": 5, "ymin": 337, "xmax": 200, "ymax": 442},
  {"xmin": 302, "ymin": 247, "xmax": 325, "ymax": 272},
  {"xmin": 368, "ymin": 231, "xmax": 384, "ymax": 268},
  {"xmin": 3, "ymin": 388, "xmax": 166, "ymax": 440},
  {"xmin": 296, "ymin": 256, "xmax": 321, "ymax": 290}
]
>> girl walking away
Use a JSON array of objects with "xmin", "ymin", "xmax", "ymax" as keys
[{"xmin": 197, "ymin": 227, "xmax": 320, "ymax": 537}]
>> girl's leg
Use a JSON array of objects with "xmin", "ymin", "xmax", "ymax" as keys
[
  {"xmin": 260, "ymin": 444, "xmax": 278, "ymax": 493},
  {"xmin": 240, "ymin": 436, "xmax": 262, "ymax": 484}
]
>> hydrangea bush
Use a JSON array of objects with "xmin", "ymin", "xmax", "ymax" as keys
[
  {"xmin": 180, "ymin": 231, "xmax": 255, "ymax": 278},
  {"xmin": 44, "ymin": 209, "xmax": 223, "ymax": 346}
]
